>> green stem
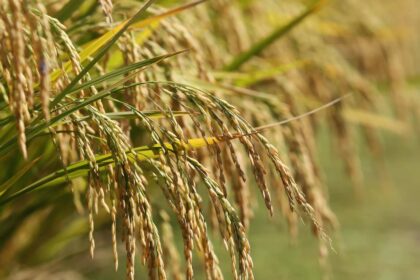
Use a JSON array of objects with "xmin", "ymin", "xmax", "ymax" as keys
[{"xmin": 224, "ymin": 0, "xmax": 326, "ymax": 71}]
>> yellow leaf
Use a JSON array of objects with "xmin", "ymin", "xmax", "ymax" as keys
[{"xmin": 50, "ymin": 0, "xmax": 205, "ymax": 83}]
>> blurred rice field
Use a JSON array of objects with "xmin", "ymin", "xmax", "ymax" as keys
[{"xmin": 245, "ymin": 131, "xmax": 420, "ymax": 280}]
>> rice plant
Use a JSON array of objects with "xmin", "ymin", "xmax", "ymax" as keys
[{"xmin": 0, "ymin": 0, "xmax": 418, "ymax": 279}]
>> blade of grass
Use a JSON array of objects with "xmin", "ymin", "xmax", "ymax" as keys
[
  {"xmin": 50, "ymin": 0, "xmax": 156, "ymax": 108},
  {"xmin": 0, "ymin": 137, "xmax": 218, "ymax": 205},
  {"xmin": 68, "ymin": 51, "xmax": 187, "ymax": 95},
  {"xmin": 224, "ymin": 0, "xmax": 326, "ymax": 71},
  {"xmin": 0, "ymin": 157, "xmax": 40, "ymax": 197},
  {"xmin": 54, "ymin": 0, "xmax": 85, "ymax": 22},
  {"xmin": 215, "ymin": 60, "xmax": 307, "ymax": 87}
]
